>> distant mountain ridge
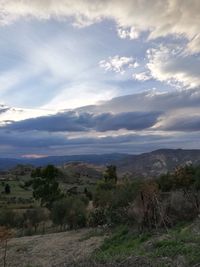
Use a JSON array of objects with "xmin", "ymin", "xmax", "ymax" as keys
[
  {"xmin": 0, "ymin": 149, "xmax": 200, "ymax": 177},
  {"xmin": 116, "ymin": 149, "xmax": 200, "ymax": 177},
  {"xmin": 0, "ymin": 153, "xmax": 127, "ymax": 170}
]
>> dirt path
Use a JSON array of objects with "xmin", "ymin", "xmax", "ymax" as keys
[{"xmin": 0, "ymin": 229, "xmax": 104, "ymax": 267}]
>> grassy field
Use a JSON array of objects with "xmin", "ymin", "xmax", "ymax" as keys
[
  {"xmin": 92, "ymin": 221, "xmax": 200, "ymax": 266},
  {"xmin": 0, "ymin": 180, "xmax": 34, "ymax": 209}
]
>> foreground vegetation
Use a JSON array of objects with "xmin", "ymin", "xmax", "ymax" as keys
[
  {"xmin": 0, "ymin": 163, "xmax": 200, "ymax": 266},
  {"xmin": 92, "ymin": 221, "xmax": 200, "ymax": 266}
]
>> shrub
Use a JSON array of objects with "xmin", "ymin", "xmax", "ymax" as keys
[
  {"xmin": 0, "ymin": 209, "xmax": 16, "ymax": 228},
  {"xmin": 51, "ymin": 196, "xmax": 87, "ymax": 230},
  {"xmin": 87, "ymin": 207, "xmax": 108, "ymax": 227},
  {"xmin": 168, "ymin": 191, "xmax": 198, "ymax": 223},
  {"xmin": 24, "ymin": 208, "xmax": 49, "ymax": 232},
  {"xmin": 91, "ymin": 180, "xmax": 141, "ymax": 226},
  {"xmin": 157, "ymin": 173, "xmax": 173, "ymax": 192}
]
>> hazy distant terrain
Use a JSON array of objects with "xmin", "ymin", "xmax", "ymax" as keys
[
  {"xmin": 0, "ymin": 154, "xmax": 126, "ymax": 170},
  {"xmin": 1, "ymin": 149, "xmax": 200, "ymax": 178}
]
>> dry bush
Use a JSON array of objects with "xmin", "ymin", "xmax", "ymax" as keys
[{"xmin": 0, "ymin": 226, "xmax": 13, "ymax": 267}]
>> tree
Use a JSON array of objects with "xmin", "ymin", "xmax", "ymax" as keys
[
  {"xmin": 157, "ymin": 173, "xmax": 173, "ymax": 192},
  {"xmin": 4, "ymin": 184, "xmax": 10, "ymax": 194},
  {"xmin": 84, "ymin": 187, "xmax": 92, "ymax": 200},
  {"xmin": 30, "ymin": 165, "xmax": 62, "ymax": 209},
  {"xmin": 93, "ymin": 165, "xmax": 118, "ymax": 208},
  {"xmin": 51, "ymin": 198, "xmax": 70, "ymax": 230},
  {"xmin": 104, "ymin": 165, "xmax": 118, "ymax": 184}
]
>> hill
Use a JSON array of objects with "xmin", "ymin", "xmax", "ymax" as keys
[
  {"xmin": 0, "ymin": 153, "xmax": 127, "ymax": 170},
  {"xmin": 1, "ymin": 149, "xmax": 200, "ymax": 178},
  {"xmin": 117, "ymin": 149, "xmax": 200, "ymax": 177}
]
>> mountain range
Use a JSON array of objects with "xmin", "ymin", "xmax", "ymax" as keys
[{"xmin": 0, "ymin": 149, "xmax": 200, "ymax": 177}]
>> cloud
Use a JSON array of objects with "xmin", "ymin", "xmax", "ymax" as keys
[
  {"xmin": 186, "ymin": 34, "xmax": 200, "ymax": 55},
  {"xmin": 132, "ymin": 72, "xmax": 152, "ymax": 81},
  {"xmin": 1, "ymin": 110, "xmax": 161, "ymax": 132},
  {"xmin": 2, "ymin": 88, "xmax": 200, "ymax": 135},
  {"xmin": 79, "ymin": 88, "xmax": 200, "ymax": 114},
  {"xmin": 0, "ymin": 104, "xmax": 54, "ymax": 126},
  {"xmin": 0, "ymin": 89, "xmax": 200, "ymax": 156},
  {"xmin": 1, "ymin": 1, "xmax": 200, "ymax": 44},
  {"xmin": 94, "ymin": 112, "xmax": 160, "ymax": 131},
  {"xmin": 0, "ymin": 127, "xmax": 199, "ymax": 157},
  {"xmin": 99, "ymin": 56, "xmax": 138, "ymax": 74},
  {"xmin": 117, "ymin": 27, "xmax": 140, "ymax": 40},
  {"xmin": 146, "ymin": 46, "xmax": 200, "ymax": 88},
  {"xmin": 165, "ymin": 116, "xmax": 200, "ymax": 131},
  {"xmin": 155, "ymin": 109, "xmax": 200, "ymax": 131},
  {"xmin": 77, "ymin": 88, "xmax": 200, "ymax": 134},
  {"xmin": 0, "ymin": 0, "xmax": 199, "ymax": 157}
]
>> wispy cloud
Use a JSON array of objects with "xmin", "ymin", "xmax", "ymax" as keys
[{"xmin": 99, "ymin": 55, "xmax": 138, "ymax": 74}]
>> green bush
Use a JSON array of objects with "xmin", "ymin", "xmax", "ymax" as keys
[{"xmin": 92, "ymin": 180, "xmax": 141, "ymax": 226}]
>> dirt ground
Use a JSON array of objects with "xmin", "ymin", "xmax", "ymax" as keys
[{"xmin": 0, "ymin": 229, "xmax": 104, "ymax": 267}]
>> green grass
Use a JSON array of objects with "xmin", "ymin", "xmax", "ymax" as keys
[
  {"xmin": 92, "ymin": 222, "xmax": 200, "ymax": 266},
  {"xmin": 0, "ymin": 180, "xmax": 35, "ymax": 209},
  {"xmin": 149, "ymin": 225, "xmax": 200, "ymax": 265},
  {"xmin": 0, "ymin": 180, "xmax": 32, "ymax": 198},
  {"xmin": 93, "ymin": 225, "xmax": 151, "ymax": 262}
]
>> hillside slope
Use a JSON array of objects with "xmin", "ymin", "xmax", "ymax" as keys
[{"xmin": 117, "ymin": 149, "xmax": 200, "ymax": 177}]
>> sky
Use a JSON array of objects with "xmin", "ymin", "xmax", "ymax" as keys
[{"xmin": 0, "ymin": 0, "xmax": 200, "ymax": 158}]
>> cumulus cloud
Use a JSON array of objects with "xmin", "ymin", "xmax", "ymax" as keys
[
  {"xmin": 117, "ymin": 27, "xmax": 140, "ymax": 40},
  {"xmin": 99, "ymin": 56, "xmax": 138, "ymax": 74},
  {"xmin": 146, "ymin": 46, "xmax": 200, "ymax": 88},
  {"xmin": 1, "ymin": 1, "xmax": 199, "ymax": 92},
  {"xmin": 1, "ymin": 0, "xmax": 200, "ymax": 44}
]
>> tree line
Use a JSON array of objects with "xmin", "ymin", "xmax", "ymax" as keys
[{"xmin": 1, "ymin": 163, "xmax": 200, "ymax": 234}]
